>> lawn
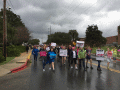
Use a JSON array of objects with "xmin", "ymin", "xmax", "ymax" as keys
[
  {"xmin": 0, "ymin": 57, "xmax": 15, "ymax": 65},
  {"xmin": 91, "ymin": 46, "xmax": 120, "ymax": 57}
]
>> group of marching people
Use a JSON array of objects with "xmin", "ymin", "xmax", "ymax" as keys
[{"xmin": 32, "ymin": 44, "xmax": 118, "ymax": 72}]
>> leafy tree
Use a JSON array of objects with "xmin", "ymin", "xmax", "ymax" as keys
[
  {"xmin": 85, "ymin": 25, "xmax": 107, "ymax": 47},
  {"xmin": 46, "ymin": 32, "xmax": 72, "ymax": 45},
  {"xmin": 68, "ymin": 30, "xmax": 79, "ymax": 41},
  {"xmin": 0, "ymin": 9, "xmax": 31, "ymax": 45},
  {"xmin": 28, "ymin": 39, "xmax": 40, "ymax": 45}
]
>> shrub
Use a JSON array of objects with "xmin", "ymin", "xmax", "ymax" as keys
[{"xmin": 7, "ymin": 45, "xmax": 20, "ymax": 57}]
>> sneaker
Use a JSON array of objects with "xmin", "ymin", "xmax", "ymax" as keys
[
  {"xmin": 43, "ymin": 69, "xmax": 45, "ymax": 71},
  {"xmin": 75, "ymin": 67, "xmax": 78, "ymax": 70},
  {"xmin": 91, "ymin": 67, "xmax": 93, "ymax": 69},
  {"xmin": 84, "ymin": 69, "xmax": 87, "ymax": 71},
  {"xmin": 49, "ymin": 68, "xmax": 51, "ymax": 70},
  {"xmin": 64, "ymin": 63, "xmax": 65, "ymax": 65},
  {"xmin": 53, "ymin": 68, "xmax": 55, "ymax": 70},
  {"xmin": 71, "ymin": 66, "xmax": 73, "ymax": 68}
]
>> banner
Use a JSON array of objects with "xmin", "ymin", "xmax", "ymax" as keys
[
  {"xmin": 96, "ymin": 49, "xmax": 104, "ymax": 61},
  {"xmin": 59, "ymin": 49, "xmax": 67, "ymax": 56},
  {"xmin": 51, "ymin": 43, "xmax": 56, "ymax": 47},
  {"xmin": 40, "ymin": 51, "xmax": 47, "ymax": 57},
  {"xmin": 76, "ymin": 41, "xmax": 84, "ymax": 47}
]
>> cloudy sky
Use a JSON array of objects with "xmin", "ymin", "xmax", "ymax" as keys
[{"xmin": 0, "ymin": 0, "xmax": 120, "ymax": 44}]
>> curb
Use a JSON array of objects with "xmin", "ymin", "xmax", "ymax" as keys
[{"xmin": 10, "ymin": 52, "xmax": 31, "ymax": 73}]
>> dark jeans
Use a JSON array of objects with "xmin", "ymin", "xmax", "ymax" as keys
[
  {"xmin": 71, "ymin": 58, "xmax": 76, "ymax": 64},
  {"xmin": 98, "ymin": 60, "xmax": 101, "ymax": 68},
  {"xmin": 34, "ymin": 55, "xmax": 37, "ymax": 61},
  {"xmin": 68, "ymin": 56, "xmax": 71, "ymax": 64},
  {"xmin": 79, "ymin": 58, "xmax": 85, "ymax": 69}
]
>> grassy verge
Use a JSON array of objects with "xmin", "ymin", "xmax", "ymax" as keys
[
  {"xmin": 91, "ymin": 46, "xmax": 120, "ymax": 57},
  {"xmin": 0, "ymin": 57, "xmax": 15, "ymax": 65}
]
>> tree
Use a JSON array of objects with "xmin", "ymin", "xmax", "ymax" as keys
[
  {"xmin": 46, "ymin": 32, "xmax": 72, "ymax": 45},
  {"xmin": 28, "ymin": 39, "xmax": 40, "ymax": 45},
  {"xmin": 85, "ymin": 25, "xmax": 107, "ymax": 47},
  {"xmin": 0, "ymin": 9, "xmax": 31, "ymax": 45},
  {"xmin": 68, "ymin": 30, "xmax": 79, "ymax": 41}
]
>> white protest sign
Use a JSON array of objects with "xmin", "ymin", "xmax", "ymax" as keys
[
  {"xmin": 59, "ymin": 49, "xmax": 67, "ymax": 56},
  {"xmin": 51, "ymin": 43, "xmax": 56, "ymax": 47},
  {"xmin": 96, "ymin": 49, "xmax": 104, "ymax": 61},
  {"xmin": 46, "ymin": 47, "xmax": 50, "ymax": 51},
  {"xmin": 76, "ymin": 41, "xmax": 84, "ymax": 47}
]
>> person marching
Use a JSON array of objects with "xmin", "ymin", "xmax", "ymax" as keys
[
  {"xmin": 71, "ymin": 47, "xmax": 78, "ymax": 69},
  {"xmin": 26, "ymin": 45, "xmax": 29, "ymax": 54},
  {"xmin": 111, "ymin": 47, "xmax": 117, "ymax": 63},
  {"xmin": 78, "ymin": 47, "xmax": 86, "ymax": 71},
  {"xmin": 40, "ymin": 45, "xmax": 48, "ymax": 71},
  {"xmin": 68, "ymin": 45, "xmax": 72, "ymax": 66},
  {"xmin": 96, "ymin": 47, "xmax": 102, "ymax": 71},
  {"xmin": 106, "ymin": 48, "xmax": 112, "ymax": 69},
  {"xmin": 32, "ymin": 46, "xmax": 39, "ymax": 61},
  {"xmin": 47, "ymin": 47, "xmax": 56, "ymax": 70},
  {"xmin": 61, "ymin": 46, "xmax": 67, "ymax": 65},
  {"xmin": 86, "ymin": 46, "xmax": 93, "ymax": 69}
]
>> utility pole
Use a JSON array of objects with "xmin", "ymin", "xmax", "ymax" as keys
[
  {"xmin": 50, "ymin": 26, "xmax": 51, "ymax": 42},
  {"xmin": 3, "ymin": 0, "xmax": 7, "ymax": 60}
]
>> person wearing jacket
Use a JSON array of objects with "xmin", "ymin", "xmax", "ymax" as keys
[
  {"xmin": 40, "ymin": 46, "xmax": 48, "ymax": 71},
  {"xmin": 71, "ymin": 47, "xmax": 78, "ymax": 69},
  {"xmin": 47, "ymin": 47, "xmax": 56, "ymax": 70},
  {"xmin": 111, "ymin": 47, "xmax": 117, "ymax": 63},
  {"xmin": 32, "ymin": 46, "xmax": 39, "ymax": 61},
  {"xmin": 78, "ymin": 47, "xmax": 86, "ymax": 71},
  {"xmin": 68, "ymin": 45, "xmax": 72, "ymax": 66}
]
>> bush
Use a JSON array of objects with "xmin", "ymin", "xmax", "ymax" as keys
[
  {"xmin": 0, "ymin": 52, "xmax": 5, "ymax": 63},
  {"xmin": 16, "ymin": 46, "xmax": 26, "ymax": 53},
  {"xmin": 7, "ymin": 45, "xmax": 20, "ymax": 57}
]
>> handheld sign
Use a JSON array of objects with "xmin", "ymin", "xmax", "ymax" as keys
[
  {"xmin": 59, "ymin": 49, "xmax": 67, "ymax": 56},
  {"xmin": 50, "ymin": 54, "xmax": 56, "ymax": 59},
  {"xmin": 46, "ymin": 47, "xmax": 50, "ymax": 51},
  {"xmin": 40, "ymin": 51, "xmax": 47, "ymax": 57},
  {"xmin": 51, "ymin": 43, "xmax": 56, "ymax": 47},
  {"xmin": 96, "ymin": 49, "xmax": 104, "ymax": 61},
  {"xmin": 76, "ymin": 41, "xmax": 84, "ymax": 47}
]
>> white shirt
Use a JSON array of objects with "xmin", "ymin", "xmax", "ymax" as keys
[{"xmin": 73, "ymin": 51, "xmax": 76, "ymax": 58}]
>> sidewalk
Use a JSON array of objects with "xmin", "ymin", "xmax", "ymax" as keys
[{"xmin": 0, "ymin": 50, "xmax": 32, "ymax": 77}]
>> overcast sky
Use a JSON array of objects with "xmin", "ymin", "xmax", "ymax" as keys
[{"xmin": 0, "ymin": 0, "xmax": 120, "ymax": 44}]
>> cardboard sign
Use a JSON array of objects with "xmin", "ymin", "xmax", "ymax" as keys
[
  {"xmin": 96, "ymin": 49, "xmax": 104, "ymax": 61},
  {"xmin": 50, "ymin": 54, "xmax": 57, "ymax": 59},
  {"xmin": 40, "ymin": 51, "xmax": 47, "ymax": 57},
  {"xmin": 76, "ymin": 41, "xmax": 84, "ymax": 47},
  {"xmin": 51, "ymin": 43, "xmax": 56, "ymax": 47},
  {"xmin": 59, "ymin": 49, "xmax": 67, "ymax": 56},
  {"xmin": 46, "ymin": 47, "xmax": 50, "ymax": 51}
]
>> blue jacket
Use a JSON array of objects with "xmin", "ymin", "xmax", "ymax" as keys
[{"xmin": 32, "ymin": 48, "xmax": 39, "ymax": 56}]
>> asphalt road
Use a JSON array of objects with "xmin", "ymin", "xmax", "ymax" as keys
[{"xmin": 0, "ymin": 55, "xmax": 120, "ymax": 90}]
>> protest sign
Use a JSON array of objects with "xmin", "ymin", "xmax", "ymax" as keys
[
  {"xmin": 59, "ymin": 49, "xmax": 67, "ymax": 56},
  {"xmin": 76, "ymin": 41, "xmax": 84, "ymax": 47},
  {"xmin": 40, "ymin": 51, "xmax": 47, "ymax": 57},
  {"xmin": 46, "ymin": 47, "xmax": 50, "ymax": 51},
  {"xmin": 96, "ymin": 49, "xmax": 104, "ymax": 61},
  {"xmin": 51, "ymin": 43, "xmax": 56, "ymax": 47}
]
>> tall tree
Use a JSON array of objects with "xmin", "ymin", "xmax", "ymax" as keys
[
  {"xmin": 85, "ymin": 25, "xmax": 107, "ymax": 47},
  {"xmin": 46, "ymin": 32, "xmax": 72, "ymax": 45},
  {"xmin": 28, "ymin": 39, "xmax": 40, "ymax": 45},
  {"xmin": 68, "ymin": 30, "xmax": 79, "ymax": 41}
]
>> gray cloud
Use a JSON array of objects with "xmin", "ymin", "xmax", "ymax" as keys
[{"xmin": 0, "ymin": 0, "xmax": 120, "ymax": 44}]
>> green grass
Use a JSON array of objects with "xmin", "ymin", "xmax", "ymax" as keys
[
  {"xmin": 0, "ymin": 57, "xmax": 15, "ymax": 65},
  {"xmin": 91, "ymin": 46, "xmax": 120, "ymax": 57}
]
